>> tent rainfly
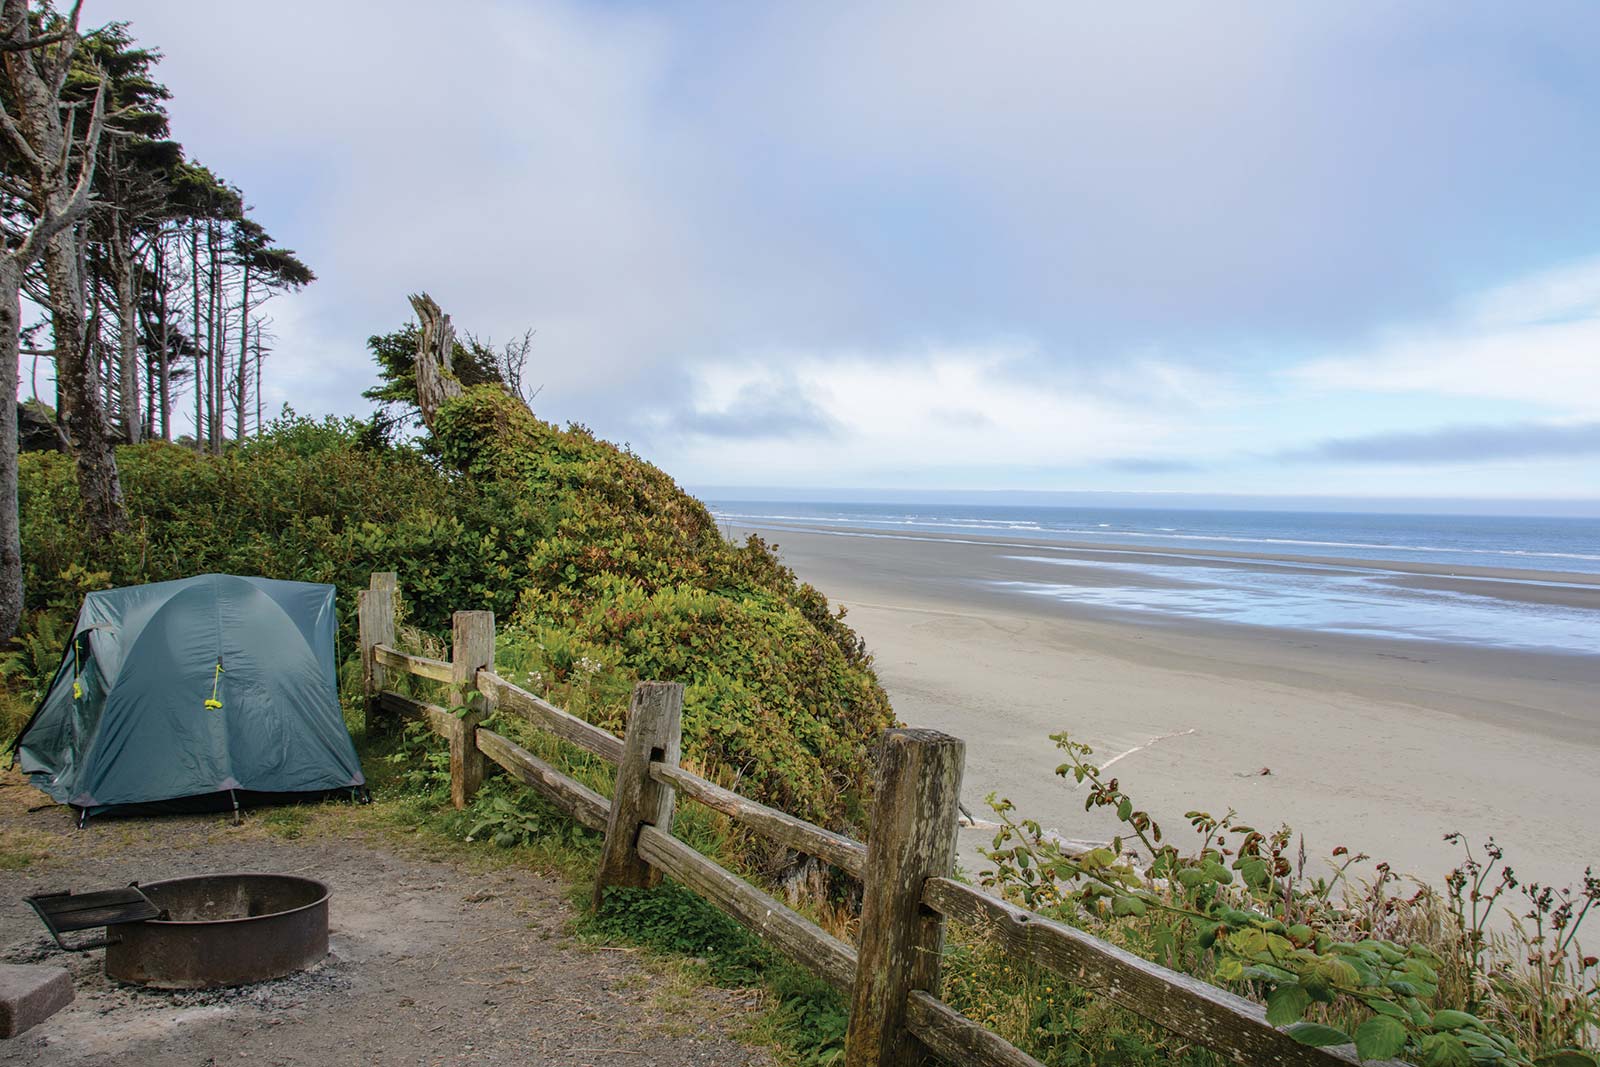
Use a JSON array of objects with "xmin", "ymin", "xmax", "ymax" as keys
[{"xmin": 13, "ymin": 574, "xmax": 365, "ymax": 819}]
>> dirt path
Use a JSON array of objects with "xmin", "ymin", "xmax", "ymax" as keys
[{"xmin": 0, "ymin": 776, "xmax": 770, "ymax": 1066}]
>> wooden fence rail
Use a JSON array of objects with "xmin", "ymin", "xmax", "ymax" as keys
[
  {"xmin": 358, "ymin": 571, "xmax": 1393, "ymax": 1067},
  {"xmin": 372, "ymin": 645, "xmax": 452, "ymax": 684}
]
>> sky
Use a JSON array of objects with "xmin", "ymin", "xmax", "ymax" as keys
[{"xmin": 79, "ymin": 1, "xmax": 1600, "ymax": 506}]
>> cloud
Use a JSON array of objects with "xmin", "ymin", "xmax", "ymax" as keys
[
  {"xmin": 70, "ymin": 1, "xmax": 1600, "ymax": 498},
  {"xmin": 1290, "ymin": 256, "xmax": 1600, "ymax": 417},
  {"xmin": 928, "ymin": 407, "xmax": 994, "ymax": 430},
  {"xmin": 1103, "ymin": 458, "xmax": 1202, "ymax": 474},
  {"xmin": 649, "ymin": 345, "xmax": 1190, "ymax": 483},
  {"xmin": 703, "ymin": 4, "xmax": 1600, "ymax": 344},
  {"xmin": 670, "ymin": 380, "xmax": 837, "ymax": 440},
  {"xmin": 1286, "ymin": 421, "xmax": 1600, "ymax": 464}
]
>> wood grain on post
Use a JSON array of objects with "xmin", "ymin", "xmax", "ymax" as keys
[
  {"xmin": 592, "ymin": 681, "xmax": 684, "ymax": 910},
  {"xmin": 845, "ymin": 728, "xmax": 965, "ymax": 1067},
  {"xmin": 448, "ymin": 610, "xmax": 494, "ymax": 809},
  {"xmin": 357, "ymin": 575, "xmax": 396, "ymax": 733}
]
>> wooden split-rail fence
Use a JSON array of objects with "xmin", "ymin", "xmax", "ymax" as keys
[{"xmin": 357, "ymin": 572, "xmax": 1386, "ymax": 1067}]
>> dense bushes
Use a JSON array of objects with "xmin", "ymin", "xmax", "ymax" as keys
[
  {"xmin": 429, "ymin": 385, "xmax": 890, "ymax": 826},
  {"xmin": 18, "ymin": 414, "xmax": 544, "ymax": 634},
  {"xmin": 15, "ymin": 404, "xmax": 894, "ymax": 831}
]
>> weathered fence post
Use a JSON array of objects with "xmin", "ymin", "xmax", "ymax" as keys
[
  {"xmin": 593, "ymin": 681, "xmax": 684, "ymax": 910},
  {"xmin": 357, "ymin": 572, "xmax": 397, "ymax": 733},
  {"xmin": 845, "ymin": 728, "xmax": 966, "ymax": 1067},
  {"xmin": 448, "ymin": 610, "xmax": 495, "ymax": 809}
]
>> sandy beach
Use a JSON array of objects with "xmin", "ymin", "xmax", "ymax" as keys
[{"xmin": 730, "ymin": 522, "xmax": 1600, "ymax": 893}]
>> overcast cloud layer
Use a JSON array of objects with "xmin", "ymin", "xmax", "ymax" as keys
[{"xmin": 78, "ymin": 1, "xmax": 1600, "ymax": 504}]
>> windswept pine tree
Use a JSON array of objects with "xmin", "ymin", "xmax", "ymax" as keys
[
  {"xmin": 77, "ymin": 19, "xmax": 175, "ymax": 446},
  {"xmin": 1, "ymin": 0, "xmax": 111, "ymax": 637},
  {"xmin": 0, "ymin": 4, "xmax": 314, "ymax": 638}
]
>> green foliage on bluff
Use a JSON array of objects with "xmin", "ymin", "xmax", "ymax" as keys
[{"xmin": 16, "ymin": 402, "xmax": 894, "ymax": 829}]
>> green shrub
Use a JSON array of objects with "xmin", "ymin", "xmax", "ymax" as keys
[
  {"xmin": 17, "ymin": 403, "xmax": 893, "ymax": 833},
  {"xmin": 464, "ymin": 779, "xmax": 597, "ymax": 851},
  {"xmin": 587, "ymin": 883, "xmax": 773, "ymax": 986},
  {"xmin": 0, "ymin": 608, "xmax": 73, "ymax": 737},
  {"xmin": 423, "ymin": 385, "xmax": 893, "ymax": 831}
]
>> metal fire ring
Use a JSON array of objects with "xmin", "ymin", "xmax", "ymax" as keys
[{"xmin": 104, "ymin": 873, "xmax": 330, "ymax": 989}]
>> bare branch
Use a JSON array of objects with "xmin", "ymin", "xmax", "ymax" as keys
[
  {"xmin": 59, "ymin": 77, "xmax": 104, "ymax": 207},
  {"xmin": 0, "ymin": 26, "xmax": 73, "ymax": 53},
  {"xmin": 44, "ymin": 0, "xmax": 86, "ymax": 94},
  {"xmin": 0, "ymin": 97, "xmax": 45, "ymax": 173},
  {"xmin": 13, "ymin": 78, "xmax": 104, "ymax": 267}
]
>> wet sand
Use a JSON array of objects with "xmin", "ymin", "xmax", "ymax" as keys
[{"xmin": 732, "ymin": 523, "xmax": 1600, "ymax": 891}]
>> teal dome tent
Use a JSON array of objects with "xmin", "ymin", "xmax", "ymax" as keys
[{"xmin": 12, "ymin": 575, "xmax": 365, "ymax": 820}]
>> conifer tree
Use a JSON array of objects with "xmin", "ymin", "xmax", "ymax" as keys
[
  {"xmin": 0, "ymin": 0, "xmax": 111, "ymax": 635},
  {"xmin": 1, "ymin": 5, "xmax": 315, "ymax": 635}
]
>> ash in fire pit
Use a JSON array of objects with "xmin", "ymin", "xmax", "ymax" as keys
[{"xmin": 105, "ymin": 873, "xmax": 329, "ymax": 990}]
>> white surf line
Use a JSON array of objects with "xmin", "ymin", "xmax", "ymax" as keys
[{"xmin": 1076, "ymin": 728, "xmax": 1197, "ymax": 787}]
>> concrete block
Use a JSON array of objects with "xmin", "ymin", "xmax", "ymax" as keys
[{"xmin": 0, "ymin": 964, "xmax": 74, "ymax": 1038}]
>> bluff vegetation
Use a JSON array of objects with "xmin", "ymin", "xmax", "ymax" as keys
[{"xmin": 14, "ymin": 294, "xmax": 895, "ymax": 834}]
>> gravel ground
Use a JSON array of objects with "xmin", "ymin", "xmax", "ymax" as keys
[{"xmin": 0, "ymin": 773, "xmax": 771, "ymax": 1066}]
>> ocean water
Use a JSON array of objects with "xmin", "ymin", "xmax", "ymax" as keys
[
  {"xmin": 706, "ymin": 501, "xmax": 1600, "ymax": 574},
  {"xmin": 707, "ymin": 500, "xmax": 1600, "ymax": 655}
]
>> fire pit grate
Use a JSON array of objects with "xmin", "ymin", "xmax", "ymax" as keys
[{"xmin": 24, "ymin": 887, "xmax": 162, "ymax": 951}]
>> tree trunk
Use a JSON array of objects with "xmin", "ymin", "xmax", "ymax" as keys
[
  {"xmin": 190, "ymin": 226, "xmax": 202, "ymax": 449},
  {"xmin": 204, "ymin": 223, "xmax": 215, "ymax": 452},
  {"xmin": 0, "ymin": 258, "xmax": 24, "ymax": 640},
  {"xmin": 254, "ymin": 324, "xmax": 263, "ymax": 433},
  {"xmin": 116, "ymin": 239, "xmax": 142, "ymax": 444},
  {"xmin": 409, "ymin": 293, "xmax": 463, "ymax": 429},
  {"xmin": 235, "ymin": 260, "xmax": 249, "ymax": 441},
  {"xmin": 157, "ymin": 240, "xmax": 171, "ymax": 441},
  {"xmin": 214, "ymin": 305, "xmax": 227, "ymax": 448},
  {"xmin": 207, "ymin": 222, "xmax": 222, "ymax": 453},
  {"xmin": 1, "ymin": 0, "xmax": 122, "ymax": 567},
  {"xmin": 44, "ymin": 228, "xmax": 126, "ymax": 541}
]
